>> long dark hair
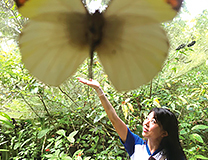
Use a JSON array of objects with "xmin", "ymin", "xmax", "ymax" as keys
[{"xmin": 149, "ymin": 108, "xmax": 187, "ymax": 160}]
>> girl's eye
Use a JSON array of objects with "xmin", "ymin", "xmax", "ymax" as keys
[{"xmin": 151, "ymin": 119, "xmax": 156, "ymax": 123}]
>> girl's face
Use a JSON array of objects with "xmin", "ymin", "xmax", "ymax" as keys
[{"xmin": 142, "ymin": 112, "xmax": 168, "ymax": 140}]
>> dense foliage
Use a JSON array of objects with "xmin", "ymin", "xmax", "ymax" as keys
[{"xmin": 0, "ymin": 0, "xmax": 208, "ymax": 159}]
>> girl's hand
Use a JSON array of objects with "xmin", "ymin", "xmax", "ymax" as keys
[
  {"xmin": 77, "ymin": 77, "xmax": 104, "ymax": 97},
  {"xmin": 77, "ymin": 77, "xmax": 100, "ymax": 90}
]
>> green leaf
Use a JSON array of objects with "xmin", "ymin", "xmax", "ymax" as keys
[
  {"xmin": 69, "ymin": 130, "xmax": 78, "ymax": 138},
  {"xmin": 54, "ymin": 149, "xmax": 61, "ymax": 156},
  {"xmin": 55, "ymin": 139, "xmax": 63, "ymax": 148},
  {"xmin": 44, "ymin": 155, "xmax": 56, "ymax": 158},
  {"xmin": 180, "ymin": 129, "xmax": 187, "ymax": 135},
  {"xmin": 14, "ymin": 142, "xmax": 20, "ymax": 150},
  {"xmin": 62, "ymin": 157, "xmax": 72, "ymax": 160},
  {"xmin": 0, "ymin": 141, "xmax": 8, "ymax": 146},
  {"xmin": 94, "ymin": 112, "xmax": 107, "ymax": 123},
  {"xmin": 195, "ymin": 155, "xmax": 208, "ymax": 159},
  {"xmin": 72, "ymin": 150, "xmax": 83, "ymax": 158},
  {"xmin": 171, "ymin": 67, "xmax": 177, "ymax": 72},
  {"xmin": 189, "ymin": 133, "xmax": 204, "ymax": 143},
  {"xmin": 56, "ymin": 129, "xmax": 66, "ymax": 136},
  {"xmin": 77, "ymin": 156, "xmax": 82, "ymax": 160},
  {"xmin": 0, "ymin": 149, "xmax": 9, "ymax": 152},
  {"xmin": 20, "ymin": 138, "xmax": 32, "ymax": 148},
  {"xmin": 0, "ymin": 112, "xmax": 11, "ymax": 121},
  {"xmin": 192, "ymin": 125, "xmax": 208, "ymax": 130},
  {"xmin": 38, "ymin": 128, "xmax": 50, "ymax": 139},
  {"xmin": 0, "ymin": 119, "xmax": 14, "ymax": 128},
  {"xmin": 121, "ymin": 104, "xmax": 128, "ymax": 120},
  {"xmin": 31, "ymin": 87, "xmax": 39, "ymax": 94},
  {"xmin": 67, "ymin": 130, "xmax": 78, "ymax": 143},
  {"xmin": 178, "ymin": 95, "xmax": 188, "ymax": 104},
  {"xmin": 60, "ymin": 151, "xmax": 72, "ymax": 159}
]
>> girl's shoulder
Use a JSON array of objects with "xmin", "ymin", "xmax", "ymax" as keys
[{"xmin": 127, "ymin": 127, "xmax": 144, "ymax": 145}]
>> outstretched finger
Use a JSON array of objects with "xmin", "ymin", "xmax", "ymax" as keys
[{"xmin": 77, "ymin": 77, "xmax": 88, "ymax": 84}]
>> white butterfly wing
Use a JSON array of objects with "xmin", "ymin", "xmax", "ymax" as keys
[
  {"xmin": 104, "ymin": 0, "xmax": 181, "ymax": 23},
  {"xmin": 97, "ymin": 9, "xmax": 169, "ymax": 91},
  {"xmin": 18, "ymin": 0, "xmax": 86, "ymax": 18},
  {"xmin": 19, "ymin": 1, "xmax": 89, "ymax": 86}
]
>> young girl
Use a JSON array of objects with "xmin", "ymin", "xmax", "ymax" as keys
[{"xmin": 77, "ymin": 77, "xmax": 187, "ymax": 160}]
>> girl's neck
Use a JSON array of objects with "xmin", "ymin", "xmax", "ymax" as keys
[{"xmin": 147, "ymin": 138, "xmax": 162, "ymax": 155}]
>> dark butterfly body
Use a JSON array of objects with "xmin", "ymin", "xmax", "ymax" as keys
[{"xmin": 87, "ymin": 10, "xmax": 105, "ymax": 78}]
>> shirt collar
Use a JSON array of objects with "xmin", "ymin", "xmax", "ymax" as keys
[{"xmin": 145, "ymin": 140, "xmax": 163, "ymax": 156}]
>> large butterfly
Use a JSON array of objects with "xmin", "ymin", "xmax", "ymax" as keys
[{"xmin": 14, "ymin": 0, "xmax": 183, "ymax": 91}]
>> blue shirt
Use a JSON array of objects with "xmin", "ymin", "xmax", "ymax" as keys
[{"xmin": 120, "ymin": 128, "xmax": 167, "ymax": 160}]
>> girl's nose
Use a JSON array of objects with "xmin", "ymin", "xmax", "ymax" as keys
[{"xmin": 143, "ymin": 119, "xmax": 150, "ymax": 126}]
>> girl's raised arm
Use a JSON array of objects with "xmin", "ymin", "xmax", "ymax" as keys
[{"xmin": 77, "ymin": 77, "xmax": 128, "ymax": 142}]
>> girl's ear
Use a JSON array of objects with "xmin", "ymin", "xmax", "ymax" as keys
[{"xmin": 162, "ymin": 131, "xmax": 168, "ymax": 138}]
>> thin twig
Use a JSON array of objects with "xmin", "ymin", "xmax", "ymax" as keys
[
  {"xmin": 19, "ymin": 93, "xmax": 41, "ymax": 119},
  {"xmin": 58, "ymin": 87, "xmax": 79, "ymax": 108},
  {"xmin": 38, "ymin": 94, "xmax": 51, "ymax": 118},
  {"xmin": 128, "ymin": 111, "xmax": 141, "ymax": 125},
  {"xmin": 15, "ymin": 85, "xmax": 41, "ymax": 119}
]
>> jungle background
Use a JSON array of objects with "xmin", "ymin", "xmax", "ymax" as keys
[{"xmin": 0, "ymin": 0, "xmax": 208, "ymax": 159}]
